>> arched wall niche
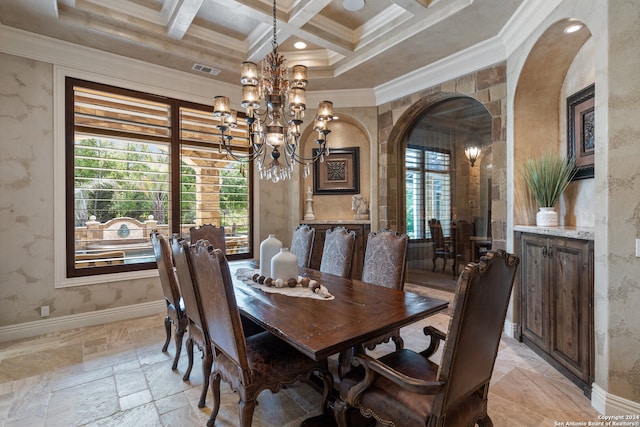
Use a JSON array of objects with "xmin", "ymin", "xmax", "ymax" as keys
[
  {"xmin": 378, "ymin": 62, "xmax": 507, "ymax": 250},
  {"xmin": 514, "ymin": 19, "xmax": 593, "ymax": 226},
  {"xmin": 298, "ymin": 113, "xmax": 373, "ymax": 223}
]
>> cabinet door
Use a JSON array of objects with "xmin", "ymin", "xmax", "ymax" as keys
[
  {"xmin": 520, "ymin": 233, "xmax": 549, "ymax": 351},
  {"xmin": 548, "ymin": 238, "xmax": 591, "ymax": 382}
]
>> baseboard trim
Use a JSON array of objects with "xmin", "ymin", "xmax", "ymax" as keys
[
  {"xmin": 503, "ymin": 320, "xmax": 519, "ymax": 339},
  {"xmin": 591, "ymin": 383, "xmax": 640, "ymax": 416},
  {"xmin": 0, "ymin": 300, "xmax": 165, "ymax": 343}
]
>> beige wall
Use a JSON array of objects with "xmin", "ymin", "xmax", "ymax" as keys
[
  {"xmin": 0, "ymin": 53, "xmax": 163, "ymax": 326},
  {"xmin": 603, "ymin": 0, "xmax": 640, "ymax": 405},
  {"xmin": 507, "ymin": 0, "xmax": 640, "ymax": 409}
]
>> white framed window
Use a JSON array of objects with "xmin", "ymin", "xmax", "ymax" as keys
[{"xmin": 405, "ymin": 145, "xmax": 452, "ymax": 240}]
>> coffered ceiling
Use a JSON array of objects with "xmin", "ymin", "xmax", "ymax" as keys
[{"xmin": 0, "ymin": 0, "xmax": 525, "ymax": 92}]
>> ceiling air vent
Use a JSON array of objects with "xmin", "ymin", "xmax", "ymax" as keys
[{"xmin": 192, "ymin": 63, "xmax": 221, "ymax": 76}]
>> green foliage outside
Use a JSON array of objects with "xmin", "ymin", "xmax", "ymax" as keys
[
  {"xmin": 75, "ymin": 138, "xmax": 249, "ymax": 233},
  {"xmin": 219, "ymin": 163, "xmax": 249, "ymax": 234},
  {"xmin": 75, "ymin": 138, "xmax": 169, "ymax": 226}
]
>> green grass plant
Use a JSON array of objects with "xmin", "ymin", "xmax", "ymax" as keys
[{"xmin": 521, "ymin": 152, "xmax": 576, "ymax": 207}]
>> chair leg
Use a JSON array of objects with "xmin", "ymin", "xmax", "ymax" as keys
[
  {"xmin": 319, "ymin": 369, "xmax": 335, "ymax": 411},
  {"xmin": 334, "ymin": 397, "xmax": 349, "ymax": 427},
  {"xmin": 207, "ymin": 373, "xmax": 222, "ymax": 427},
  {"xmin": 238, "ymin": 399, "xmax": 257, "ymax": 427},
  {"xmin": 432, "ymin": 256, "xmax": 437, "ymax": 272},
  {"xmin": 171, "ymin": 322, "xmax": 185, "ymax": 370},
  {"xmin": 198, "ymin": 352, "xmax": 213, "ymax": 408},
  {"xmin": 162, "ymin": 315, "xmax": 171, "ymax": 352},
  {"xmin": 183, "ymin": 336, "xmax": 194, "ymax": 381}
]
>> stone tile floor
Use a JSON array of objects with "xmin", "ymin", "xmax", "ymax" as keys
[{"xmin": 0, "ymin": 285, "xmax": 600, "ymax": 426}]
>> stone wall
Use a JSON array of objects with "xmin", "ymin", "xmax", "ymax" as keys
[{"xmin": 377, "ymin": 63, "xmax": 508, "ymax": 251}]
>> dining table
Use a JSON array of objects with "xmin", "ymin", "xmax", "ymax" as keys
[{"xmin": 229, "ymin": 262, "xmax": 450, "ymax": 426}]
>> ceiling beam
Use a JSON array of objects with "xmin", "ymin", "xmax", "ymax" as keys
[{"xmin": 166, "ymin": 0, "xmax": 205, "ymax": 39}]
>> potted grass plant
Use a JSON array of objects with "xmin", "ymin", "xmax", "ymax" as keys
[{"xmin": 521, "ymin": 152, "xmax": 576, "ymax": 226}]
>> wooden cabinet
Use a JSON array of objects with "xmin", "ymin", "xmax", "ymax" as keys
[
  {"xmin": 305, "ymin": 221, "xmax": 370, "ymax": 280},
  {"xmin": 517, "ymin": 232, "xmax": 594, "ymax": 396}
]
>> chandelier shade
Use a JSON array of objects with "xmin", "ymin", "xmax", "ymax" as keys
[{"xmin": 212, "ymin": 0, "xmax": 334, "ymax": 183}]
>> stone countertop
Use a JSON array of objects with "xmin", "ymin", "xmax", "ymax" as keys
[{"xmin": 514, "ymin": 225, "xmax": 594, "ymax": 240}]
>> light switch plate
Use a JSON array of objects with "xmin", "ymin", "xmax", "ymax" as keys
[{"xmin": 636, "ymin": 239, "xmax": 640, "ymax": 257}]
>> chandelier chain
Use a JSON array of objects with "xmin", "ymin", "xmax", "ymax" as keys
[{"xmin": 271, "ymin": 0, "xmax": 278, "ymax": 53}]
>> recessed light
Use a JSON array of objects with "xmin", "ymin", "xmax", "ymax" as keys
[
  {"xmin": 343, "ymin": 0, "xmax": 365, "ymax": 12},
  {"xmin": 294, "ymin": 41, "xmax": 307, "ymax": 49},
  {"xmin": 564, "ymin": 23, "xmax": 583, "ymax": 34}
]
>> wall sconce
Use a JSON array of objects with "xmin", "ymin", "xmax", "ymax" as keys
[{"xmin": 464, "ymin": 146, "xmax": 481, "ymax": 167}]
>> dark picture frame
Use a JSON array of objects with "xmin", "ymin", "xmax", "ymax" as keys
[
  {"xmin": 567, "ymin": 83, "xmax": 595, "ymax": 180},
  {"xmin": 313, "ymin": 147, "xmax": 360, "ymax": 195}
]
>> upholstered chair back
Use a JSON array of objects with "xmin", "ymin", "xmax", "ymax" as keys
[
  {"xmin": 290, "ymin": 224, "xmax": 315, "ymax": 268},
  {"xmin": 319, "ymin": 226, "xmax": 356, "ymax": 277},
  {"xmin": 361, "ymin": 229, "xmax": 408, "ymax": 290}
]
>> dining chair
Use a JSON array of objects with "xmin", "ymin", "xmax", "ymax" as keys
[
  {"xmin": 290, "ymin": 224, "xmax": 315, "ymax": 268},
  {"xmin": 453, "ymin": 219, "xmax": 474, "ymax": 278},
  {"xmin": 360, "ymin": 228, "xmax": 409, "ymax": 351},
  {"xmin": 334, "ymin": 249, "xmax": 520, "ymax": 427},
  {"xmin": 319, "ymin": 226, "xmax": 356, "ymax": 278},
  {"xmin": 150, "ymin": 230, "xmax": 187, "ymax": 371},
  {"xmin": 172, "ymin": 236, "xmax": 265, "ymax": 408},
  {"xmin": 186, "ymin": 240, "xmax": 334, "ymax": 427},
  {"xmin": 170, "ymin": 235, "xmax": 213, "ymax": 408},
  {"xmin": 190, "ymin": 224, "xmax": 226, "ymax": 254},
  {"xmin": 428, "ymin": 218, "xmax": 453, "ymax": 273}
]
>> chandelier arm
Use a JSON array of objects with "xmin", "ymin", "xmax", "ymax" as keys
[
  {"xmin": 220, "ymin": 143, "xmax": 262, "ymax": 162},
  {"xmin": 217, "ymin": 127, "xmax": 263, "ymax": 163},
  {"xmin": 285, "ymin": 142, "xmax": 328, "ymax": 163}
]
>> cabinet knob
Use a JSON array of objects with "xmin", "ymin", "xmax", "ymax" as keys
[{"xmin": 542, "ymin": 247, "xmax": 548, "ymax": 257}]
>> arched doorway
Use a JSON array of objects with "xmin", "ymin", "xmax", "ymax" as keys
[{"xmin": 404, "ymin": 97, "xmax": 493, "ymax": 283}]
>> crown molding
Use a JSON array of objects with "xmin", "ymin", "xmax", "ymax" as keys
[
  {"xmin": 373, "ymin": 0, "xmax": 562, "ymax": 106},
  {"xmin": 374, "ymin": 35, "xmax": 506, "ymax": 105},
  {"xmin": 0, "ymin": 24, "xmax": 237, "ymax": 105},
  {"xmin": 307, "ymin": 89, "xmax": 376, "ymax": 109},
  {"xmin": 500, "ymin": 0, "xmax": 563, "ymax": 57}
]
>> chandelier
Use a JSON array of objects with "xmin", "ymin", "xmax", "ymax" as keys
[{"xmin": 212, "ymin": 0, "xmax": 335, "ymax": 183}]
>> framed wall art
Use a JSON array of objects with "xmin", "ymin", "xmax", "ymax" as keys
[
  {"xmin": 567, "ymin": 83, "xmax": 595, "ymax": 180},
  {"xmin": 313, "ymin": 147, "xmax": 360, "ymax": 195}
]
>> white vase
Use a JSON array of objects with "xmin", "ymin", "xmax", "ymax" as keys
[
  {"xmin": 536, "ymin": 207, "xmax": 558, "ymax": 227},
  {"xmin": 259, "ymin": 234, "xmax": 282, "ymax": 278},
  {"xmin": 271, "ymin": 248, "xmax": 299, "ymax": 282}
]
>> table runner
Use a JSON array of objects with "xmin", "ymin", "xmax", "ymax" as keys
[{"xmin": 235, "ymin": 268, "xmax": 334, "ymax": 300}]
